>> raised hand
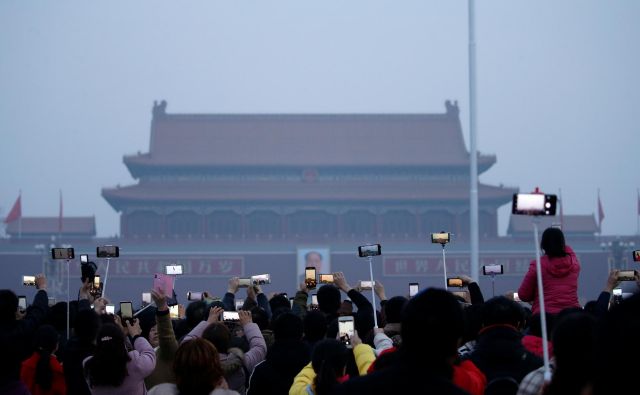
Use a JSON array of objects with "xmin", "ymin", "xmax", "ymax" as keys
[{"xmin": 207, "ymin": 306, "xmax": 224, "ymax": 324}]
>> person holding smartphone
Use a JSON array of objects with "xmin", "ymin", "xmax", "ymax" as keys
[
  {"xmin": 145, "ymin": 288, "xmax": 180, "ymax": 390},
  {"xmin": 517, "ymin": 228, "xmax": 581, "ymax": 314},
  {"xmin": 0, "ymin": 273, "xmax": 49, "ymax": 395}
]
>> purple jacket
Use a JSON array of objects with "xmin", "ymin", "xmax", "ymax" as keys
[
  {"xmin": 518, "ymin": 245, "xmax": 581, "ymax": 314},
  {"xmin": 84, "ymin": 336, "xmax": 157, "ymax": 395}
]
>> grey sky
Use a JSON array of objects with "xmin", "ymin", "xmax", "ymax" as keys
[{"xmin": 1, "ymin": 1, "xmax": 639, "ymax": 237}]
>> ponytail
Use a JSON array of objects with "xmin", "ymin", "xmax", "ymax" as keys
[
  {"xmin": 35, "ymin": 348, "xmax": 53, "ymax": 390},
  {"xmin": 32, "ymin": 325, "xmax": 59, "ymax": 391},
  {"xmin": 310, "ymin": 339, "xmax": 348, "ymax": 395},
  {"xmin": 314, "ymin": 360, "xmax": 339, "ymax": 395}
]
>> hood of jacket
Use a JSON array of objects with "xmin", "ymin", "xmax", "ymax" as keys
[
  {"xmin": 545, "ymin": 246, "xmax": 578, "ymax": 278},
  {"xmin": 219, "ymin": 348, "xmax": 244, "ymax": 376}
]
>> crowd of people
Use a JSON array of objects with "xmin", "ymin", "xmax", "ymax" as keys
[{"xmin": 1, "ymin": 228, "xmax": 639, "ymax": 395}]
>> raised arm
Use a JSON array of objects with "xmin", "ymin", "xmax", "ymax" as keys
[
  {"xmin": 517, "ymin": 261, "xmax": 538, "ymax": 303},
  {"xmin": 126, "ymin": 319, "xmax": 157, "ymax": 378},
  {"xmin": 239, "ymin": 310, "xmax": 267, "ymax": 372},
  {"xmin": 460, "ymin": 275, "xmax": 484, "ymax": 305},
  {"xmin": 151, "ymin": 289, "xmax": 179, "ymax": 358},
  {"xmin": 222, "ymin": 277, "xmax": 239, "ymax": 311},
  {"xmin": 181, "ymin": 306, "xmax": 223, "ymax": 343}
]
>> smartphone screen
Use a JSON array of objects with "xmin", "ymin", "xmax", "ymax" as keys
[
  {"xmin": 18, "ymin": 296, "xmax": 27, "ymax": 310},
  {"xmin": 187, "ymin": 292, "xmax": 202, "ymax": 301},
  {"xmin": 338, "ymin": 317, "xmax": 355, "ymax": 347},
  {"xmin": 319, "ymin": 274, "xmax": 334, "ymax": 284},
  {"xmin": 513, "ymin": 292, "xmax": 521, "ymax": 302},
  {"xmin": 483, "ymin": 264, "xmax": 504, "ymax": 275},
  {"xmin": 431, "ymin": 232, "xmax": 451, "ymax": 244},
  {"xmin": 96, "ymin": 245, "xmax": 119, "ymax": 258},
  {"xmin": 106, "ymin": 304, "xmax": 115, "ymax": 314},
  {"xmin": 447, "ymin": 278, "xmax": 463, "ymax": 288},
  {"xmin": 165, "ymin": 264, "xmax": 183, "ymax": 275},
  {"xmin": 618, "ymin": 270, "xmax": 636, "ymax": 281},
  {"xmin": 169, "ymin": 305, "xmax": 179, "ymax": 319},
  {"xmin": 93, "ymin": 275, "xmax": 101, "ymax": 288},
  {"xmin": 251, "ymin": 274, "xmax": 271, "ymax": 285},
  {"xmin": 80, "ymin": 254, "xmax": 89, "ymax": 263},
  {"xmin": 409, "ymin": 283, "xmax": 419, "ymax": 297},
  {"xmin": 359, "ymin": 280, "xmax": 374, "ymax": 289},
  {"xmin": 311, "ymin": 294, "xmax": 318, "ymax": 305},
  {"xmin": 305, "ymin": 267, "xmax": 317, "ymax": 289},
  {"xmin": 22, "ymin": 275, "xmax": 36, "ymax": 286},
  {"xmin": 634, "ymin": 250, "xmax": 640, "ymax": 262},
  {"xmin": 51, "ymin": 247, "xmax": 74, "ymax": 260},
  {"xmin": 613, "ymin": 288, "xmax": 623, "ymax": 296},
  {"xmin": 238, "ymin": 278, "xmax": 251, "ymax": 288},
  {"xmin": 223, "ymin": 311, "xmax": 240, "ymax": 321},
  {"xmin": 358, "ymin": 244, "xmax": 381, "ymax": 257},
  {"xmin": 120, "ymin": 302, "xmax": 133, "ymax": 319},
  {"xmin": 235, "ymin": 298, "xmax": 244, "ymax": 310},
  {"xmin": 48, "ymin": 297, "xmax": 56, "ymax": 307},
  {"xmin": 512, "ymin": 193, "xmax": 557, "ymax": 216},
  {"xmin": 142, "ymin": 292, "xmax": 151, "ymax": 304}
]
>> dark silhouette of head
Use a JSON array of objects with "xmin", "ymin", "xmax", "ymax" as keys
[
  {"xmin": 401, "ymin": 288, "xmax": 464, "ymax": 376},
  {"xmin": 273, "ymin": 312, "xmax": 303, "ymax": 341},
  {"xmin": 317, "ymin": 284, "xmax": 341, "ymax": 315},
  {"xmin": 303, "ymin": 310, "xmax": 328, "ymax": 343},
  {"xmin": 33, "ymin": 325, "xmax": 59, "ymax": 391},
  {"xmin": 541, "ymin": 227, "xmax": 567, "ymax": 258},
  {"xmin": 311, "ymin": 339, "xmax": 348, "ymax": 395},
  {"xmin": 173, "ymin": 338, "xmax": 224, "ymax": 395},
  {"xmin": 0, "ymin": 289, "xmax": 18, "ymax": 323},
  {"xmin": 202, "ymin": 322, "xmax": 231, "ymax": 354},
  {"xmin": 384, "ymin": 296, "xmax": 408, "ymax": 324},
  {"xmin": 74, "ymin": 308, "xmax": 101, "ymax": 344},
  {"xmin": 481, "ymin": 296, "xmax": 525, "ymax": 328},
  {"xmin": 185, "ymin": 301, "xmax": 208, "ymax": 329},
  {"xmin": 85, "ymin": 323, "xmax": 130, "ymax": 387}
]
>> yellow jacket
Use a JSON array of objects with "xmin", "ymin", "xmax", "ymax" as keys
[{"xmin": 289, "ymin": 344, "xmax": 375, "ymax": 395}]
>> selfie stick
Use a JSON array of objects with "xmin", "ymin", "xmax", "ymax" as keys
[
  {"xmin": 66, "ymin": 259, "xmax": 70, "ymax": 340},
  {"xmin": 102, "ymin": 258, "xmax": 111, "ymax": 300},
  {"xmin": 367, "ymin": 255, "xmax": 378, "ymax": 328},
  {"xmin": 441, "ymin": 244, "xmax": 448, "ymax": 290},
  {"xmin": 533, "ymin": 218, "xmax": 552, "ymax": 382},
  {"xmin": 490, "ymin": 273, "xmax": 496, "ymax": 297}
]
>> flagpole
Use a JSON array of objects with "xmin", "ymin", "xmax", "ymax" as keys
[{"xmin": 18, "ymin": 190, "xmax": 22, "ymax": 239}]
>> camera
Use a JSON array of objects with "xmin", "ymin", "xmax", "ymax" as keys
[
  {"xmin": 51, "ymin": 248, "xmax": 74, "ymax": 260},
  {"xmin": 22, "ymin": 275, "xmax": 36, "ymax": 287},
  {"xmin": 617, "ymin": 270, "xmax": 637, "ymax": 281},
  {"xmin": 238, "ymin": 278, "xmax": 252, "ymax": 288},
  {"xmin": 483, "ymin": 264, "xmax": 504, "ymax": 275},
  {"xmin": 447, "ymin": 277, "xmax": 464, "ymax": 288},
  {"xmin": 358, "ymin": 244, "xmax": 381, "ymax": 257},
  {"xmin": 431, "ymin": 232, "xmax": 451, "ymax": 245},
  {"xmin": 251, "ymin": 274, "xmax": 271, "ymax": 285},
  {"xmin": 512, "ymin": 193, "xmax": 557, "ymax": 216},
  {"xmin": 319, "ymin": 274, "xmax": 334, "ymax": 284},
  {"xmin": 96, "ymin": 245, "xmax": 119, "ymax": 258},
  {"xmin": 633, "ymin": 250, "xmax": 640, "ymax": 262}
]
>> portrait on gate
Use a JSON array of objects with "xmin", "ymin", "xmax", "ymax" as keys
[{"xmin": 296, "ymin": 247, "xmax": 331, "ymax": 287}]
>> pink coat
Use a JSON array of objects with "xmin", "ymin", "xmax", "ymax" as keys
[{"xmin": 517, "ymin": 245, "xmax": 581, "ymax": 314}]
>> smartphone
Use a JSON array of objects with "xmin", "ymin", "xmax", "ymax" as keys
[
  {"xmin": 617, "ymin": 270, "xmax": 637, "ymax": 281},
  {"xmin": 483, "ymin": 264, "xmax": 504, "ymax": 275},
  {"xmin": 18, "ymin": 296, "xmax": 27, "ymax": 311},
  {"xmin": 120, "ymin": 301, "xmax": 133, "ymax": 320},
  {"xmin": 165, "ymin": 264, "xmax": 183, "ymax": 275},
  {"xmin": 48, "ymin": 297, "xmax": 56, "ymax": 307},
  {"xmin": 96, "ymin": 245, "xmax": 119, "ymax": 258},
  {"xmin": 318, "ymin": 274, "xmax": 334, "ymax": 284},
  {"xmin": 513, "ymin": 292, "xmax": 521, "ymax": 302},
  {"xmin": 311, "ymin": 294, "xmax": 318, "ymax": 305},
  {"xmin": 223, "ymin": 311, "xmax": 240, "ymax": 322},
  {"xmin": 142, "ymin": 292, "xmax": 151, "ymax": 304},
  {"xmin": 238, "ymin": 278, "xmax": 252, "ymax": 288},
  {"xmin": 633, "ymin": 250, "xmax": 640, "ymax": 262},
  {"xmin": 359, "ymin": 280, "xmax": 375, "ymax": 290},
  {"xmin": 153, "ymin": 273, "xmax": 174, "ymax": 294},
  {"xmin": 51, "ymin": 247, "xmax": 74, "ymax": 260},
  {"xmin": 409, "ymin": 283, "xmax": 419, "ymax": 297},
  {"xmin": 305, "ymin": 267, "xmax": 317, "ymax": 289},
  {"xmin": 90, "ymin": 276, "xmax": 103, "ymax": 298},
  {"xmin": 80, "ymin": 254, "xmax": 89, "ymax": 263},
  {"xmin": 447, "ymin": 278, "xmax": 464, "ymax": 288},
  {"xmin": 187, "ymin": 291, "xmax": 203, "ymax": 301},
  {"xmin": 235, "ymin": 298, "xmax": 244, "ymax": 310},
  {"xmin": 512, "ymin": 193, "xmax": 557, "ymax": 216},
  {"xmin": 169, "ymin": 305, "xmax": 179, "ymax": 319},
  {"xmin": 338, "ymin": 316, "xmax": 355, "ymax": 348},
  {"xmin": 251, "ymin": 274, "xmax": 271, "ymax": 285},
  {"xmin": 93, "ymin": 275, "xmax": 101, "ymax": 289},
  {"xmin": 358, "ymin": 244, "xmax": 381, "ymax": 257},
  {"xmin": 22, "ymin": 275, "xmax": 36, "ymax": 287},
  {"xmin": 289, "ymin": 297, "xmax": 294, "ymax": 308},
  {"xmin": 431, "ymin": 232, "xmax": 451, "ymax": 244},
  {"xmin": 452, "ymin": 291, "xmax": 468, "ymax": 301},
  {"xmin": 613, "ymin": 288, "xmax": 623, "ymax": 296},
  {"xmin": 106, "ymin": 304, "xmax": 115, "ymax": 315}
]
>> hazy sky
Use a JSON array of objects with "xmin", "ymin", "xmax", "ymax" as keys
[{"xmin": 1, "ymin": 1, "xmax": 639, "ymax": 237}]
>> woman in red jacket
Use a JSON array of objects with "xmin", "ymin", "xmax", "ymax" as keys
[
  {"xmin": 20, "ymin": 325, "xmax": 66, "ymax": 395},
  {"xmin": 518, "ymin": 227, "xmax": 581, "ymax": 314}
]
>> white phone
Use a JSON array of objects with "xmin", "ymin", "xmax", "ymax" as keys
[{"xmin": 338, "ymin": 316, "xmax": 355, "ymax": 348}]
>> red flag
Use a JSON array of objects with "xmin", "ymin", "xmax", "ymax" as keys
[
  {"xmin": 58, "ymin": 190, "xmax": 63, "ymax": 233},
  {"xmin": 598, "ymin": 191, "xmax": 605, "ymax": 228},
  {"xmin": 4, "ymin": 194, "xmax": 21, "ymax": 224}
]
